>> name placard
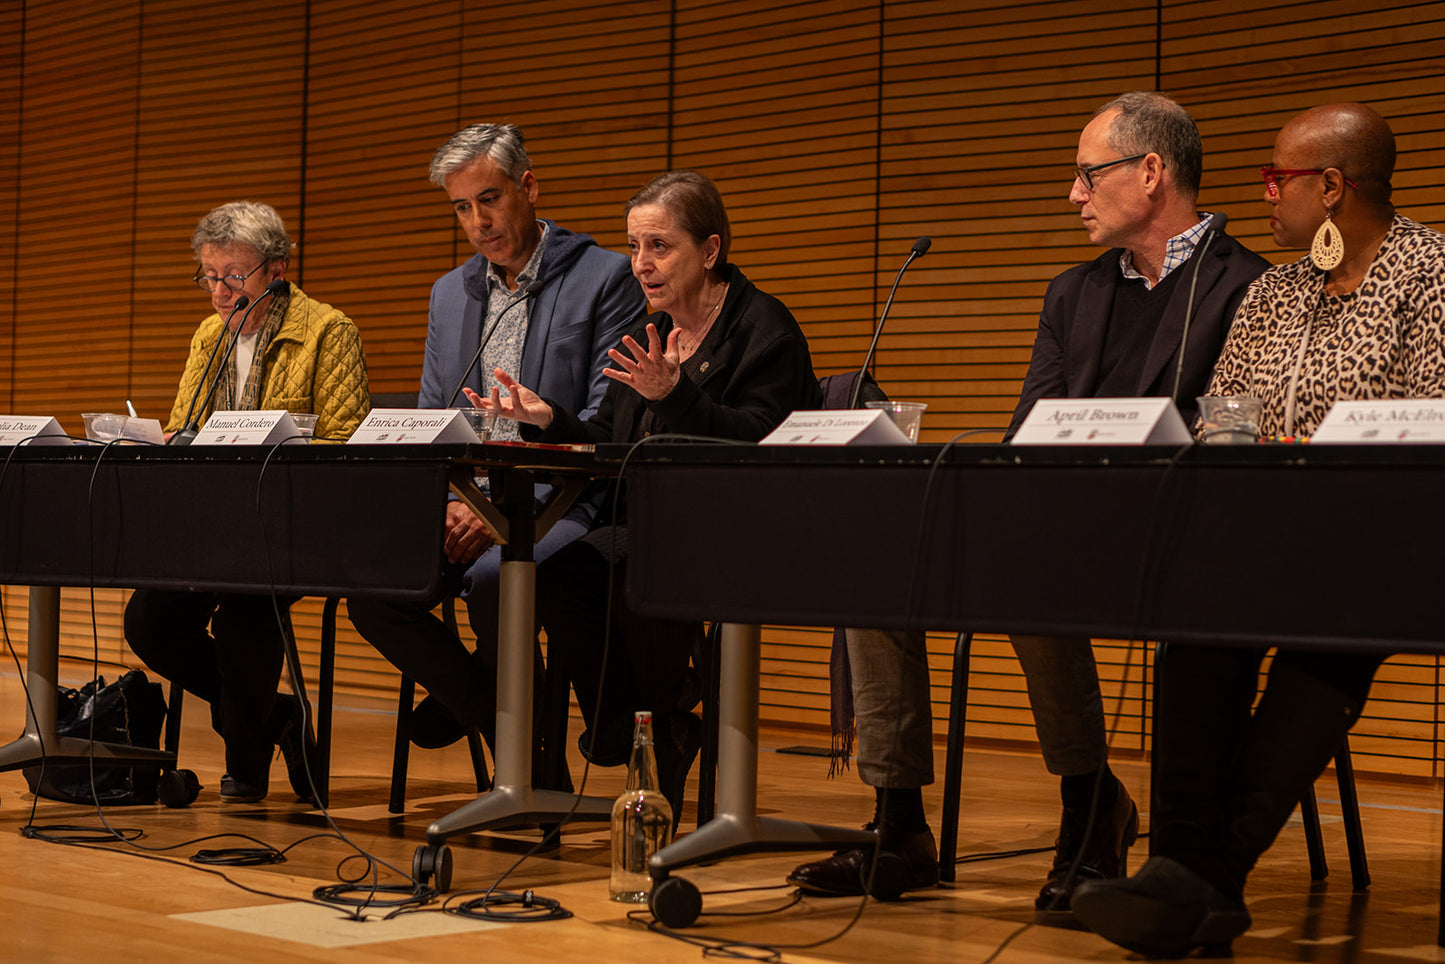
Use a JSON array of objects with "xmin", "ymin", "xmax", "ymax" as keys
[
  {"xmin": 0, "ymin": 416, "xmax": 71, "ymax": 446},
  {"xmin": 192, "ymin": 410, "xmax": 305, "ymax": 446},
  {"xmin": 759, "ymin": 409, "xmax": 912, "ymax": 446},
  {"xmin": 1313, "ymin": 399, "xmax": 1445, "ymax": 443},
  {"xmin": 1012, "ymin": 398, "xmax": 1192, "ymax": 445},
  {"xmin": 347, "ymin": 408, "xmax": 482, "ymax": 445}
]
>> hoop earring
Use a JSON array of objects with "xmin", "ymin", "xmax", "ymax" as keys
[{"xmin": 1311, "ymin": 208, "xmax": 1344, "ymax": 271}]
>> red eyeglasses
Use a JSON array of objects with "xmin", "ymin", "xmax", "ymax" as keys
[{"xmin": 1260, "ymin": 166, "xmax": 1358, "ymax": 200}]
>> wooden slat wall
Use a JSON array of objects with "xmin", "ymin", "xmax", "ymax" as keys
[
  {"xmin": 0, "ymin": 3, "xmax": 18, "ymax": 406},
  {"xmin": 1, "ymin": 0, "xmax": 1442, "ymax": 778}
]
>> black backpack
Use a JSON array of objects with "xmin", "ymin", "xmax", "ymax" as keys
[{"xmin": 22, "ymin": 669, "xmax": 168, "ymax": 805}]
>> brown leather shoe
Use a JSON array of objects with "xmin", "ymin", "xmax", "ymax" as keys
[
  {"xmin": 1036, "ymin": 778, "xmax": 1139, "ymax": 912},
  {"xmin": 788, "ymin": 821, "xmax": 939, "ymax": 898}
]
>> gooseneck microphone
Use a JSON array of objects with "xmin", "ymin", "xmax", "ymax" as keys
[
  {"xmin": 445, "ymin": 283, "xmax": 533, "ymax": 407},
  {"xmin": 1169, "ymin": 211, "xmax": 1228, "ymax": 408},
  {"xmin": 170, "ymin": 279, "xmax": 288, "ymax": 446},
  {"xmin": 848, "ymin": 236, "xmax": 931, "ymax": 409},
  {"xmin": 169, "ymin": 294, "xmax": 250, "ymax": 445}
]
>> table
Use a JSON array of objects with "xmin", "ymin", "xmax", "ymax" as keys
[
  {"xmin": 0, "ymin": 442, "xmax": 626, "ymax": 881},
  {"xmin": 627, "ymin": 443, "xmax": 1445, "ymax": 648},
  {"xmin": 0, "ymin": 444, "xmax": 453, "ymax": 786},
  {"xmin": 623, "ymin": 443, "xmax": 1445, "ymax": 928}
]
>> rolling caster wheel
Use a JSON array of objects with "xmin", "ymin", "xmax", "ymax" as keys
[
  {"xmin": 412, "ymin": 843, "xmax": 453, "ymax": 892},
  {"xmin": 648, "ymin": 875, "xmax": 702, "ymax": 928},
  {"xmin": 860, "ymin": 850, "xmax": 908, "ymax": 901},
  {"xmin": 157, "ymin": 769, "xmax": 201, "ymax": 808}
]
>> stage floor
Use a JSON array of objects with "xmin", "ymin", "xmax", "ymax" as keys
[{"xmin": 0, "ymin": 661, "xmax": 1438, "ymax": 963}]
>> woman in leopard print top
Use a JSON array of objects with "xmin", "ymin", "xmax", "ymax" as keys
[
  {"xmin": 1074, "ymin": 104, "xmax": 1445, "ymax": 958},
  {"xmin": 1209, "ymin": 214, "xmax": 1445, "ymax": 436},
  {"xmin": 1207, "ymin": 110, "xmax": 1445, "ymax": 437}
]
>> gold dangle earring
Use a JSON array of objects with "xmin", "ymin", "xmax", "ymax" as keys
[{"xmin": 1311, "ymin": 205, "xmax": 1344, "ymax": 271}]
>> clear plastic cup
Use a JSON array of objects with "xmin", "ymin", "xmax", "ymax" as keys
[
  {"xmin": 289, "ymin": 413, "xmax": 319, "ymax": 439},
  {"xmin": 82, "ymin": 412, "xmax": 129, "ymax": 442},
  {"xmin": 865, "ymin": 400, "xmax": 928, "ymax": 442},
  {"xmin": 457, "ymin": 407, "xmax": 496, "ymax": 441},
  {"xmin": 1196, "ymin": 396, "xmax": 1264, "ymax": 444}
]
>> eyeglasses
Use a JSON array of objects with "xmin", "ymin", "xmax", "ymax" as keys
[
  {"xmin": 1073, "ymin": 153, "xmax": 1149, "ymax": 191},
  {"xmin": 1260, "ymin": 166, "xmax": 1358, "ymax": 200},
  {"xmin": 193, "ymin": 261, "xmax": 266, "ymax": 293}
]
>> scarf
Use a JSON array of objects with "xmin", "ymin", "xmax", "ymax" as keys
[{"xmin": 214, "ymin": 287, "xmax": 291, "ymax": 412}]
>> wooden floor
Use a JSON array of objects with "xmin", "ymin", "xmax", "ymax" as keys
[{"xmin": 2, "ymin": 665, "xmax": 1444, "ymax": 963}]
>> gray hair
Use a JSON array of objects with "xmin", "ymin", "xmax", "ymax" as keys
[
  {"xmin": 429, "ymin": 123, "xmax": 531, "ymax": 187},
  {"xmin": 191, "ymin": 201, "xmax": 292, "ymax": 263},
  {"xmin": 1095, "ymin": 91, "xmax": 1203, "ymax": 198}
]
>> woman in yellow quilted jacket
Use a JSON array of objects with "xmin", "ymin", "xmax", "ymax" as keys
[{"xmin": 125, "ymin": 201, "xmax": 370, "ymax": 804}]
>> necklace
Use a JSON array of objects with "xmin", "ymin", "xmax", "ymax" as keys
[{"xmin": 678, "ymin": 282, "xmax": 728, "ymax": 354}]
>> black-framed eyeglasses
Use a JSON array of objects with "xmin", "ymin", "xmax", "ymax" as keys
[
  {"xmin": 1260, "ymin": 166, "xmax": 1358, "ymax": 201},
  {"xmin": 1073, "ymin": 153, "xmax": 1149, "ymax": 191},
  {"xmin": 193, "ymin": 261, "xmax": 266, "ymax": 294}
]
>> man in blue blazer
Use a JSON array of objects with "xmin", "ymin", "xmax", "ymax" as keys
[
  {"xmin": 790, "ymin": 92, "xmax": 1269, "ymax": 910},
  {"xmin": 350, "ymin": 123, "xmax": 644, "ymax": 766}
]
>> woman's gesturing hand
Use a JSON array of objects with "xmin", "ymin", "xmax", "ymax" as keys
[{"xmin": 603, "ymin": 323, "xmax": 681, "ymax": 401}]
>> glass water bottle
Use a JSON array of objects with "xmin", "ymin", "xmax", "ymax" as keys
[{"xmin": 609, "ymin": 710, "xmax": 674, "ymax": 902}]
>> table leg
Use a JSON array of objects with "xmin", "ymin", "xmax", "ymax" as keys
[
  {"xmin": 649, "ymin": 622, "xmax": 875, "ymax": 875},
  {"xmin": 0, "ymin": 587, "xmax": 173, "ymax": 771},
  {"xmin": 425, "ymin": 559, "xmax": 610, "ymax": 844}
]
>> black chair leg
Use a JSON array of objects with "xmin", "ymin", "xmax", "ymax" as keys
[
  {"xmin": 695, "ymin": 622, "xmax": 722, "ymax": 826},
  {"xmin": 389, "ymin": 676, "xmax": 416, "ymax": 814},
  {"xmin": 938, "ymin": 631, "xmax": 972, "ymax": 884},
  {"xmin": 1300, "ymin": 783, "xmax": 1329, "ymax": 881},
  {"xmin": 315, "ymin": 596, "xmax": 339, "ymax": 809},
  {"xmin": 1333, "ymin": 737, "xmax": 1370, "ymax": 890},
  {"xmin": 466, "ymin": 730, "xmax": 492, "ymax": 793},
  {"xmin": 163, "ymin": 680, "xmax": 184, "ymax": 758}
]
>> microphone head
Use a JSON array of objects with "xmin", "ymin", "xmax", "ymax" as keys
[
  {"xmin": 911, "ymin": 237, "xmax": 932, "ymax": 256},
  {"xmin": 1209, "ymin": 211, "xmax": 1228, "ymax": 233},
  {"xmin": 233, "ymin": 294, "xmax": 251, "ymax": 310},
  {"xmin": 265, "ymin": 279, "xmax": 289, "ymax": 296}
]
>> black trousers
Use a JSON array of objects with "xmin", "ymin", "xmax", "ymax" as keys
[
  {"xmin": 123, "ymin": 589, "xmax": 294, "ymax": 782},
  {"xmin": 1151, "ymin": 644, "xmax": 1384, "ymax": 899},
  {"xmin": 535, "ymin": 531, "xmax": 699, "ymax": 764}
]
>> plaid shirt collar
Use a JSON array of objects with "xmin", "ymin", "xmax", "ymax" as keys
[{"xmin": 1119, "ymin": 212, "xmax": 1216, "ymax": 288}]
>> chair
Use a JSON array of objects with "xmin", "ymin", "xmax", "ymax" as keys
[
  {"xmin": 316, "ymin": 596, "xmax": 492, "ymax": 814},
  {"xmin": 937, "ymin": 633, "xmax": 1370, "ymax": 889}
]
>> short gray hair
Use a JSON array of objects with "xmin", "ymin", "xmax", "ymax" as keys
[
  {"xmin": 1096, "ymin": 91, "xmax": 1203, "ymax": 198},
  {"xmin": 429, "ymin": 123, "xmax": 531, "ymax": 187},
  {"xmin": 191, "ymin": 201, "xmax": 292, "ymax": 263}
]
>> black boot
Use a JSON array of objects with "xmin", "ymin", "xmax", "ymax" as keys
[{"xmin": 1216, "ymin": 660, "xmax": 1365, "ymax": 896}]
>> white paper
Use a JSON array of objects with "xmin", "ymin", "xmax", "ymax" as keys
[
  {"xmin": 0, "ymin": 415, "xmax": 71, "ymax": 446},
  {"xmin": 1011, "ymin": 397, "xmax": 1192, "ymax": 445},
  {"xmin": 1313, "ymin": 399, "xmax": 1445, "ymax": 443},
  {"xmin": 118, "ymin": 417, "xmax": 164, "ymax": 444},
  {"xmin": 191, "ymin": 410, "xmax": 305, "ymax": 446},
  {"xmin": 346, "ymin": 408, "xmax": 482, "ymax": 445},
  {"xmin": 759, "ymin": 409, "xmax": 912, "ymax": 446}
]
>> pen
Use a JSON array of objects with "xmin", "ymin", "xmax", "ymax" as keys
[{"xmin": 126, "ymin": 400, "xmax": 138, "ymax": 417}]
